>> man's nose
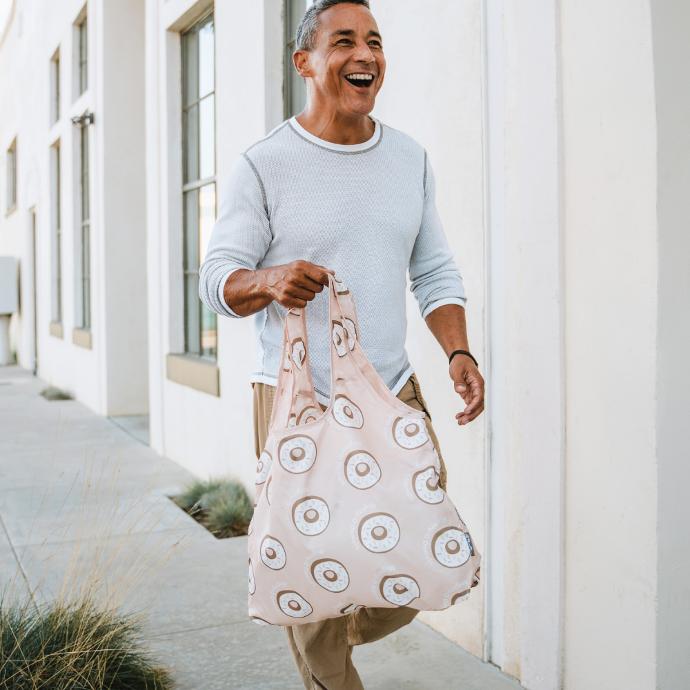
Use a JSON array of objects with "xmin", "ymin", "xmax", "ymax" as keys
[{"xmin": 352, "ymin": 41, "xmax": 375, "ymax": 63}]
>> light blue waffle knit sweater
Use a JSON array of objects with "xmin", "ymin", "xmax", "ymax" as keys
[{"xmin": 198, "ymin": 115, "xmax": 467, "ymax": 407}]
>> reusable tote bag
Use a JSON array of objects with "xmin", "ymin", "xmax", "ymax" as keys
[{"xmin": 247, "ymin": 273, "xmax": 481, "ymax": 626}]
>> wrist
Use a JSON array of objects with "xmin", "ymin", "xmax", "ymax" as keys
[
  {"xmin": 448, "ymin": 348, "xmax": 478, "ymax": 368},
  {"xmin": 253, "ymin": 267, "xmax": 276, "ymax": 300}
]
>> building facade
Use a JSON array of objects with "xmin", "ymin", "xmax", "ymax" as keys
[{"xmin": 1, "ymin": 1, "xmax": 688, "ymax": 689}]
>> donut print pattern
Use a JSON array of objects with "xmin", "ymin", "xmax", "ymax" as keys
[
  {"xmin": 260, "ymin": 535, "xmax": 287, "ymax": 570},
  {"xmin": 412, "ymin": 466, "xmax": 444, "ymax": 504},
  {"xmin": 430, "ymin": 444, "xmax": 442, "ymax": 472},
  {"xmin": 255, "ymin": 451, "xmax": 272, "ymax": 485},
  {"xmin": 392, "ymin": 415, "xmax": 429, "ymax": 449},
  {"xmin": 451, "ymin": 589, "xmax": 472, "ymax": 605},
  {"xmin": 278, "ymin": 434, "xmax": 317, "ymax": 473},
  {"xmin": 297, "ymin": 405, "xmax": 322, "ymax": 425},
  {"xmin": 290, "ymin": 337, "xmax": 306, "ymax": 370},
  {"xmin": 432, "ymin": 527, "xmax": 472, "ymax": 568},
  {"xmin": 343, "ymin": 317, "xmax": 357, "ymax": 350},
  {"xmin": 292, "ymin": 496, "xmax": 330, "ymax": 536},
  {"xmin": 332, "ymin": 320, "xmax": 350, "ymax": 357},
  {"xmin": 345, "ymin": 450, "xmax": 381, "ymax": 490},
  {"xmin": 277, "ymin": 590, "xmax": 313, "ymax": 618},
  {"xmin": 311, "ymin": 558, "xmax": 350, "ymax": 593},
  {"xmin": 358, "ymin": 512, "xmax": 400, "ymax": 553},
  {"xmin": 332, "ymin": 395, "xmax": 363, "ymax": 428},
  {"xmin": 472, "ymin": 565, "xmax": 481, "ymax": 586},
  {"xmin": 380, "ymin": 574, "xmax": 420, "ymax": 606}
]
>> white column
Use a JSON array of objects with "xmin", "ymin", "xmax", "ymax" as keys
[
  {"xmin": 651, "ymin": 2, "xmax": 690, "ymax": 688},
  {"xmin": 484, "ymin": 0, "xmax": 564, "ymax": 686}
]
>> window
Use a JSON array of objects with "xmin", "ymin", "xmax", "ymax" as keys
[
  {"xmin": 50, "ymin": 49, "xmax": 60, "ymax": 123},
  {"xmin": 76, "ymin": 10, "xmax": 87, "ymax": 96},
  {"xmin": 50, "ymin": 141, "xmax": 62, "ymax": 323},
  {"xmin": 181, "ymin": 11, "xmax": 216, "ymax": 358},
  {"xmin": 78, "ymin": 121, "xmax": 91, "ymax": 329},
  {"xmin": 6, "ymin": 138, "xmax": 16, "ymax": 213},
  {"xmin": 284, "ymin": 0, "xmax": 307, "ymax": 118}
]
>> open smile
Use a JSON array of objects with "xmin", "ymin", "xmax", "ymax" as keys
[{"xmin": 343, "ymin": 73, "xmax": 375, "ymax": 90}]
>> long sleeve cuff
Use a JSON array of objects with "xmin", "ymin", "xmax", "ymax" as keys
[
  {"xmin": 216, "ymin": 267, "xmax": 247, "ymax": 318},
  {"xmin": 421, "ymin": 295, "xmax": 467, "ymax": 319}
]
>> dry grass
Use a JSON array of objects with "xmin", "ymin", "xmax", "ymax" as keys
[
  {"xmin": 0, "ymin": 449, "xmax": 200, "ymax": 689},
  {"xmin": 0, "ymin": 593, "xmax": 172, "ymax": 689}
]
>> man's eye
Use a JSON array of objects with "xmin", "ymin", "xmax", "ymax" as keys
[
  {"xmin": 336, "ymin": 39, "xmax": 352, "ymax": 45},
  {"xmin": 369, "ymin": 41, "xmax": 382, "ymax": 48}
]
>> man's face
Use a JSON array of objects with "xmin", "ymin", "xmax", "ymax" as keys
[{"xmin": 294, "ymin": 3, "xmax": 386, "ymax": 116}]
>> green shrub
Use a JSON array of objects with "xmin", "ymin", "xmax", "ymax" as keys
[
  {"xmin": 205, "ymin": 482, "xmax": 254, "ymax": 538},
  {"xmin": 174, "ymin": 477, "xmax": 253, "ymax": 538},
  {"xmin": 175, "ymin": 477, "xmax": 226, "ymax": 513},
  {"xmin": 0, "ymin": 594, "xmax": 172, "ymax": 690}
]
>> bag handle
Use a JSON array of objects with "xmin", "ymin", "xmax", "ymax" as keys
[{"xmin": 268, "ymin": 273, "xmax": 361, "ymax": 430}]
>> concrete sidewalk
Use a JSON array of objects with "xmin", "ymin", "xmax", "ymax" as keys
[{"xmin": 0, "ymin": 365, "xmax": 521, "ymax": 690}]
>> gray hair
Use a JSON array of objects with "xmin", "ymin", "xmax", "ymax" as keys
[{"xmin": 295, "ymin": 0, "xmax": 371, "ymax": 52}]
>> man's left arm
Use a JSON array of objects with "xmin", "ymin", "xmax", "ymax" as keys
[{"xmin": 408, "ymin": 151, "xmax": 485, "ymax": 426}]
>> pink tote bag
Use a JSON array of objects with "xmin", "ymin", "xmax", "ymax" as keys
[{"xmin": 247, "ymin": 273, "xmax": 481, "ymax": 626}]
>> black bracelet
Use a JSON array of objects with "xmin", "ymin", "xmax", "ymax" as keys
[{"xmin": 448, "ymin": 349, "xmax": 478, "ymax": 368}]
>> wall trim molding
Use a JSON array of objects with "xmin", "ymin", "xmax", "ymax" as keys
[
  {"xmin": 166, "ymin": 352, "xmax": 219, "ymax": 396},
  {"xmin": 72, "ymin": 327, "xmax": 92, "ymax": 349}
]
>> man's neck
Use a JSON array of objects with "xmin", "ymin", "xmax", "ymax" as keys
[{"xmin": 294, "ymin": 110, "xmax": 375, "ymax": 145}]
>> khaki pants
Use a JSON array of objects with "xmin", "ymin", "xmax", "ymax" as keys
[{"xmin": 252, "ymin": 372, "xmax": 448, "ymax": 690}]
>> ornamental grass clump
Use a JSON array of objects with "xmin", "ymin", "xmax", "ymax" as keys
[
  {"xmin": 173, "ymin": 477, "xmax": 253, "ymax": 538},
  {"xmin": 0, "ymin": 594, "xmax": 172, "ymax": 690}
]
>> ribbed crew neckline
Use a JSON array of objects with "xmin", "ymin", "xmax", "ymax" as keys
[{"xmin": 288, "ymin": 115, "xmax": 382, "ymax": 153}]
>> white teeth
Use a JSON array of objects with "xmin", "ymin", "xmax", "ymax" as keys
[{"xmin": 345, "ymin": 73, "xmax": 374, "ymax": 80}]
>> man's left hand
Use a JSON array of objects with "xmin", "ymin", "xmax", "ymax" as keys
[{"xmin": 449, "ymin": 356, "xmax": 484, "ymax": 426}]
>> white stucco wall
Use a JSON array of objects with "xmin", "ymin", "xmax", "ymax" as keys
[
  {"xmin": 101, "ymin": 0, "xmax": 148, "ymax": 415},
  {"xmin": 0, "ymin": 0, "xmax": 148, "ymax": 416},
  {"xmin": 484, "ymin": 1, "xmax": 565, "ymax": 685},
  {"xmin": 560, "ymin": 1, "xmax": 658, "ymax": 688}
]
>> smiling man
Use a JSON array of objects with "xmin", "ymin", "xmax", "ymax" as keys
[{"xmin": 198, "ymin": 0, "xmax": 484, "ymax": 687}]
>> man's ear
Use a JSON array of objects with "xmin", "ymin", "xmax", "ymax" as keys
[{"xmin": 293, "ymin": 49, "xmax": 311, "ymax": 78}]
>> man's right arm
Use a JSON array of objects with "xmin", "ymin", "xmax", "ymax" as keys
[
  {"xmin": 199, "ymin": 154, "xmax": 333, "ymax": 318},
  {"xmin": 198, "ymin": 154, "xmax": 272, "ymax": 318},
  {"xmin": 219, "ymin": 262, "xmax": 335, "ymax": 317}
]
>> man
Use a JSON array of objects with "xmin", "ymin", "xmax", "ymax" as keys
[{"xmin": 199, "ymin": 1, "xmax": 484, "ymax": 687}]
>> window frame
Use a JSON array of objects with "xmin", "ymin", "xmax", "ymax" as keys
[
  {"xmin": 283, "ymin": 0, "xmax": 307, "ymax": 119},
  {"xmin": 5, "ymin": 138, "xmax": 17, "ymax": 215},
  {"xmin": 76, "ymin": 118, "xmax": 91, "ymax": 331},
  {"xmin": 180, "ymin": 9, "xmax": 217, "ymax": 361},
  {"xmin": 50, "ymin": 48, "xmax": 61, "ymax": 124},
  {"xmin": 50, "ymin": 139, "xmax": 62, "ymax": 324},
  {"xmin": 73, "ymin": 6, "xmax": 88, "ymax": 100},
  {"xmin": 76, "ymin": 10, "xmax": 89, "ymax": 96}
]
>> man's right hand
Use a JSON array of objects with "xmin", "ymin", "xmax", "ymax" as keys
[
  {"xmin": 261, "ymin": 261, "xmax": 335, "ymax": 310},
  {"xmin": 222, "ymin": 261, "xmax": 335, "ymax": 317}
]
